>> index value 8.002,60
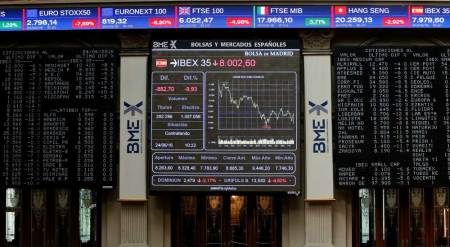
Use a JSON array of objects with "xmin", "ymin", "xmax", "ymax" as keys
[{"xmin": 170, "ymin": 58, "xmax": 256, "ymax": 68}]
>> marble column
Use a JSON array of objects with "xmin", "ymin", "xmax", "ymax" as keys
[
  {"xmin": 300, "ymin": 30, "xmax": 335, "ymax": 247},
  {"xmin": 118, "ymin": 31, "xmax": 150, "ymax": 247}
]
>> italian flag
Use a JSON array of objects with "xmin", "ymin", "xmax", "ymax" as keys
[{"xmin": 257, "ymin": 6, "xmax": 269, "ymax": 15}]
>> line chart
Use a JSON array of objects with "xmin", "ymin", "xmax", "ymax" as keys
[{"xmin": 215, "ymin": 73, "xmax": 297, "ymax": 130}]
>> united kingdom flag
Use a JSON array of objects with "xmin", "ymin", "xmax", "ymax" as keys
[{"xmin": 179, "ymin": 7, "xmax": 191, "ymax": 15}]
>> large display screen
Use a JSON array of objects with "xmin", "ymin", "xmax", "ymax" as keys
[
  {"xmin": 335, "ymin": 47, "xmax": 450, "ymax": 187},
  {"xmin": 3, "ymin": 5, "xmax": 450, "ymax": 31},
  {"xmin": 150, "ymin": 40, "xmax": 301, "ymax": 193},
  {"xmin": 0, "ymin": 49, "xmax": 117, "ymax": 187}
]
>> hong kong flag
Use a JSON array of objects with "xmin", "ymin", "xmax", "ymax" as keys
[{"xmin": 335, "ymin": 6, "xmax": 347, "ymax": 15}]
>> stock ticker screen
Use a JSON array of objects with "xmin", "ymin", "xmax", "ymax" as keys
[
  {"xmin": 0, "ymin": 49, "xmax": 117, "ymax": 188},
  {"xmin": 150, "ymin": 40, "xmax": 301, "ymax": 193},
  {"xmin": 335, "ymin": 47, "xmax": 450, "ymax": 187}
]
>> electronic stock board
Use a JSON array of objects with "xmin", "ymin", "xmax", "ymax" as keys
[
  {"xmin": 336, "ymin": 47, "xmax": 450, "ymax": 188},
  {"xmin": 4, "ymin": 5, "xmax": 450, "ymax": 31},
  {"xmin": 0, "ymin": 49, "xmax": 117, "ymax": 188},
  {"xmin": 150, "ymin": 40, "xmax": 301, "ymax": 193}
]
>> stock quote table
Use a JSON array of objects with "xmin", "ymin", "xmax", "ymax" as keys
[
  {"xmin": 150, "ymin": 40, "xmax": 301, "ymax": 193},
  {"xmin": 0, "ymin": 49, "xmax": 117, "ymax": 187},
  {"xmin": 336, "ymin": 47, "xmax": 450, "ymax": 187}
]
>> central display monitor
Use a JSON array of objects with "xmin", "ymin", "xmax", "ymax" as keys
[{"xmin": 150, "ymin": 40, "xmax": 301, "ymax": 193}]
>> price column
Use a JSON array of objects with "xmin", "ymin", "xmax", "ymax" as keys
[{"xmin": 151, "ymin": 72, "xmax": 204, "ymax": 150}]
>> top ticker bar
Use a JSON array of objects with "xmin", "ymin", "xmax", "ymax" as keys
[{"xmin": 1, "ymin": 5, "xmax": 449, "ymax": 31}]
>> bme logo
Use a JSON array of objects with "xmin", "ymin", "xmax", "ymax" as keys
[
  {"xmin": 127, "ymin": 119, "xmax": 141, "ymax": 153},
  {"xmin": 124, "ymin": 101, "xmax": 143, "ymax": 154},
  {"xmin": 308, "ymin": 101, "xmax": 328, "ymax": 115},
  {"xmin": 124, "ymin": 101, "xmax": 143, "ymax": 116},
  {"xmin": 309, "ymin": 100, "xmax": 329, "ymax": 153}
]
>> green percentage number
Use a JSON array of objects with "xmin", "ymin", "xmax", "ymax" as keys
[
  {"xmin": 0, "ymin": 21, "xmax": 22, "ymax": 30},
  {"xmin": 305, "ymin": 18, "xmax": 330, "ymax": 27}
]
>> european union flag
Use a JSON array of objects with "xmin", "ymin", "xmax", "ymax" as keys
[
  {"xmin": 102, "ymin": 8, "xmax": 113, "ymax": 17},
  {"xmin": 26, "ymin": 9, "xmax": 38, "ymax": 18}
]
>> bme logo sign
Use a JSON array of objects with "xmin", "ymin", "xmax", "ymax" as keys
[
  {"xmin": 308, "ymin": 100, "xmax": 329, "ymax": 153},
  {"xmin": 124, "ymin": 101, "xmax": 143, "ymax": 154}
]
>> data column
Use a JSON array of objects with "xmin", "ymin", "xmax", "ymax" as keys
[
  {"xmin": 151, "ymin": 72, "xmax": 204, "ymax": 150},
  {"xmin": 408, "ymin": 56, "xmax": 439, "ymax": 184},
  {"xmin": 335, "ymin": 52, "xmax": 366, "ymax": 186},
  {"xmin": 441, "ymin": 50, "xmax": 450, "ymax": 181}
]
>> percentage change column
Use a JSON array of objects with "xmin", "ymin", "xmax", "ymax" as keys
[{"xmin": 151, "ymin": 72, "xmax": 204, "ymax": 150}]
